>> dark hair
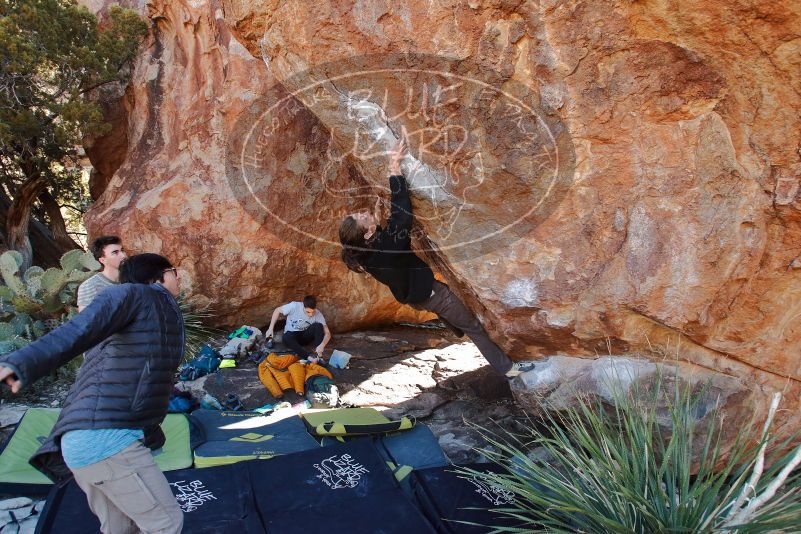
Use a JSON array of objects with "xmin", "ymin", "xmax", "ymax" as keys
[
  {"xmin": 119, "ymin": 253, "xmax": 173, "ymax": 284},
  {"xmin": 303, "ymin": 295, "xmax": 317, "ymax": 309},
  {"xmin": 90, "ymin": 235, "xmax": 122, "ymax": 261},
  {"xmin": 339, "ymin": 216, "xmax": 370, "ymax": 273}
]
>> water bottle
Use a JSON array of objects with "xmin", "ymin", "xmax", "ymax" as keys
[{"xmin": 200, "ymin": 393, "xmax": 222, "ymax": 410}]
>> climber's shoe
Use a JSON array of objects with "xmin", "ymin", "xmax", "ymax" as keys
[
  {"xmin": 505, "ymin": 361, "xmax": 536, "ymax": 378},
  {"xmin": 223, "ymin": 393, "xmax": 244, "ymax": 411}
]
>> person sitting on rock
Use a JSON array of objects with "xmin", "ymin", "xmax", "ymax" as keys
[
  {"xmin": 265, "ymin": 295, "xmax": 331, "ymax": 361},
  {"xmin": 338, "ymin": 138, "xmax": 535, "ymax": 378},
  {"xmin": 0, "ymin": 253, "xmax": 185, "ymax": 534}
]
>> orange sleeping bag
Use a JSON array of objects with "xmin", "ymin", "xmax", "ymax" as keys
[{"xmin": 258, "ymin": 353, "xmax": 334, "ymax": 398}]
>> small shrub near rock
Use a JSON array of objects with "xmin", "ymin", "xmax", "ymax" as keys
[{"xmin": 461, "ymin": 377, "xmax": 801, "ymax": 533}]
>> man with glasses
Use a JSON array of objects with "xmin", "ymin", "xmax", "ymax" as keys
[{"xmin": 0, "ymin": 253, "xmax": 185, "ymax": 534}]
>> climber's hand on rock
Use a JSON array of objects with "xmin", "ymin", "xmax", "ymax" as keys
[
  {"xmin": 389, "ymin": 137, "xmax": 406, "ymax": 174},
  {"xmin": 0, "ymin": 366, "xmax": 21, "ymax": 394}
]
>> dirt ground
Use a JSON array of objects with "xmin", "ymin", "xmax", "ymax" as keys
[{"xmin": 1, "ymin": 324, "xmax": 529, "ymax": 464}]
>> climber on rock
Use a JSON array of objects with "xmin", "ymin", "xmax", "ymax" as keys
[
  {"xmin": 338, "ymin": 138, "xmax": 535, "ymax": 378},
  {"xmin": 265, "ymin": 295, "xmax": 331, "ymax": 361}
]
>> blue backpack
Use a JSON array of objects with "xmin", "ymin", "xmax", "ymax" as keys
[{"xmin": 178, "ymin": 345, "xmax": 221, "ymax": 381}]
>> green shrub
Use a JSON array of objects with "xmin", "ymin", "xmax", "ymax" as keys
[
  {"xmin": 461, "ymin": 376, "xmax": 801, "ymax": 533},
  {"xmin": 0, "ymin": 249, "xmax": 99, "ymax": 354},
  {"xmin": 178, "ymin": 296, "xmax": 223, "ymax": 362}
]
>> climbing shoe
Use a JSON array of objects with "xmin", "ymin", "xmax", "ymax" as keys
[
  {"xmin": 505, "ymin": 361, "xmax": 537, "ymax": 378},
  {"xmin": 223, "ymin": 393, "xmax": 244, "ymax": 411}
]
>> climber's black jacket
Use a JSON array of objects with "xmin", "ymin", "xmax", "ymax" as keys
[{"xmin": 362, "ymin": 174, "xmax": 435, "ymax": 304}]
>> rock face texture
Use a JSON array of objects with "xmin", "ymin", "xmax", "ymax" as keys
[
  {"xmin": 82, "ymin": 0, "xmax": 801, "ymax": 435},
  {"xmin": 219, "ymin": 0, "xmax": 801, "ymax": 434},
  {"xmin": 80, "ymin": 0, "xmax": 433, "ymax": 330},
  {"xmin": 510, "ymin": 355, "xmax": 757, "ymax": 460}
]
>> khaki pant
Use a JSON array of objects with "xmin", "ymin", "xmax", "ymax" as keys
[
  {"xmin": 411, "ymin": 281, "xmax": 513, "ymax": 375},
  {"xmin": 71, "ymin": 441, "xmax": 183, "ymax": 534}
]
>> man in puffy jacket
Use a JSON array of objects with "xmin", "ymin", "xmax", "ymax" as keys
[{"xmin": 0, "ymin": 253, "xmax": 185, "ymax": 534}]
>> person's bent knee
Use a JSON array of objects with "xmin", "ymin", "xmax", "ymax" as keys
[{"xmin": 282, "ymin": 331, "xmax": 300, "ymax": 345}]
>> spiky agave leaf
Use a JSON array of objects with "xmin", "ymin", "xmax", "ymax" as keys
[
  {"xmin": 460, "ymin": 371, "xmax": 801, "ymax": 533},
  {"xmin": 177, "ymin": 295, "xmax": 223, "ymax": 364}
]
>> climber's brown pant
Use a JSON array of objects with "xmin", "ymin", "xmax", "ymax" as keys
[
  {"xmin": 410, "ymin": 281, "xmax": 513, "ymax": 375},
  {"xmin": 71, "ymin": 442, "xmax": 183, "ymax": 534}
]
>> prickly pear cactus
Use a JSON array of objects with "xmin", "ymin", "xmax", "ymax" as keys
[
  {"xmin": 0, "ymin": 251, "xmax": 26, "ymax": 295},
  {"xmin": 0, "ymin": 250, "xmax": 100, "ymax": 355},
  {"xmin": 0, "ymin": 319, "xmax": 30, "ymax": 354},
  {"xmin": 0, "ymin": 321, "xmax": 15, "ymax": 340}
]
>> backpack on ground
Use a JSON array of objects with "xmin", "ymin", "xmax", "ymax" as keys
[
  {"xmin": 178, "ymin": 345, "xmax": 221, "ymax": 381},
  {"xmin": 305, "ymin": 375, "xmax": 340, "ymax": 409}
]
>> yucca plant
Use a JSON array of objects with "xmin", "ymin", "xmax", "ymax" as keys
[
  {"xmin": 177, "ymin": 296, "xmax": 223, "ymax": 363},
  {"xmin": 460, "ymin": 373, "xmax": 801, "ymax": 533}
]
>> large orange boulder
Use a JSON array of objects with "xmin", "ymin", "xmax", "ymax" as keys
[
  {"xmin": 218, "ymin": 0, "xmax": 801, "ymax": 436},
  {"xmin": 82, "ymin": 0, "xmax": 801, "ymax": 435},
  {"xmin": 81, "ymin": 0, "xmax": 432, "ymax": 330}
]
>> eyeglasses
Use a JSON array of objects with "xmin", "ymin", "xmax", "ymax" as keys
[{"xmin": 163, "ymin": 267, "xmax": 178, "ymax": 277}]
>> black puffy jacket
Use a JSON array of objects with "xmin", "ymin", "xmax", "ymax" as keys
[
  {"xmin": 0, "ymin": 283, "xmax": 184, "ymax": 481},
  {"xmin": 363, "ymin": 174, "xmax": 434, "ymax": 304}
]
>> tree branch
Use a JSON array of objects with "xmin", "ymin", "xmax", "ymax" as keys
[
  {"xmin": 58, "ymin": 203, "xmax": 86, "ymax": 214},
  {"xmin": 727, "ymin": 445, "xmax": 801, "ymax": 526},
  {"xmin": 722, "ymin": 392, "xmax": 801, "ymax": 527},
  {"xmin": 725, "ymin": 393, "xmax": 781, "ymax": 520},
  {"xmin": 37, "ymin": 190, "xmax": 81, "ymax": 252}
]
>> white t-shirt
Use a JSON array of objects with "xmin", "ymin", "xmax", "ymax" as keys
[
  {"xmin": 77, "ymin": 272, "xmax": 116, "ymax": 309},
  {"xmin": 280, "ymin": 301, "xmax": 327, "ymax": 333}
]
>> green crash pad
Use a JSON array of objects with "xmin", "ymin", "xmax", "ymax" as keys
[
  {"xmin": 0, "ymin": 408, "xmax": 59, "ymax": 488},
  {"xmin": 151, "ymin": 413, "xmax": 193, "ymax": 471},
  {"xmin": 0, "ymin": 409, "xmax": 192, "ymax": 492},
  {"xmin": 301, "ymin": 407, "xmax": 416, "ymax": 437}
]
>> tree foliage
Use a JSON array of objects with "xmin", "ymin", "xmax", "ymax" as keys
[{"xmin": 0, "ymin": 0, "xmax": 147, "ymax": 267}]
